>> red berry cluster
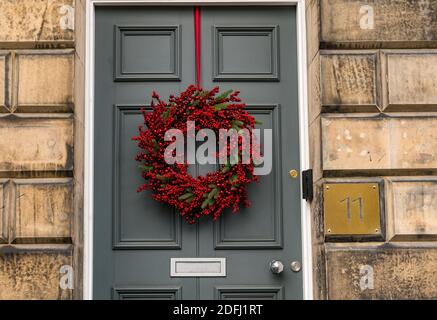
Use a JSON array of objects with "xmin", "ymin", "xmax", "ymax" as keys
[{"xmin": 132, "ymin": 85, "xmax": 260, "ymax": 223}]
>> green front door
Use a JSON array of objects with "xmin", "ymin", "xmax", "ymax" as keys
[{"xmin": 94, "ymin": 5, "xmax": 302, "ymax": 300}]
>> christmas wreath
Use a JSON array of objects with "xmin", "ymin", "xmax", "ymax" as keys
[{"xmin": 132, "ymin": 85, "xmax": 261, "ymax": 223}]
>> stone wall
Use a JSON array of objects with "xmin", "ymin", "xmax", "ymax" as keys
[
  {"xmin": 310, "ymin": 0, "xmax": 437, "ymax": 299},
  {"xmin": 0, "ymin": 0, "xmax": 77, "ymax": 299}
]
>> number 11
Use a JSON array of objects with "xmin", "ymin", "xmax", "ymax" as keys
[{"xmin": 340, "ymin": 196, "xmax": 363, "ymax": 222}]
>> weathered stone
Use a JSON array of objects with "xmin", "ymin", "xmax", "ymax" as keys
[
  {"xmin": 322, "ymin": 115, "xmax": 389, "ymax": 171},
  {"xmin": 321, "ymin": 52, "xmax": 378, "ymax": 111},
  {"xmin": 312, "ymin": 243, "xmax": 327, "ymax": 300},
  {"xmin": 16, "ymin": 50, "xmax": 74, "ymax": 112},
  {"xmin": 311, "ymin": 181, "xmax": 328, "ymax": 300},
  {"xmin": 386, "ymin": 178, "xmax": 437, "ymax": 241},
  {"xmin": 0, "ymin": 0, "xmax": 74, "ymax": 46},
  {"xmin": 322, "ymin": 115, "xmax": 437, "ymax": 171},
  {"xmin": 74, "ymin": 0, "xmax": 86, "ymax": 66},
  {"xmin": 308, "ymin": 53, "xmax": 321, "ymax": 124},
  {"xmin": 306, "ymin": 0, "xmax": 320, "ymax": 65},
  {"xmin": 12, "ymin": 179, "xmax": 73, "ymax": 243},
  {"xmin": 321, "ymin": 0, "xmax": 437, "ymax": 46},
  {"xmin": 0, "ymin": 56, "xmax": 4, "ymax": 109},
  {"xmin": 0, "ymin": 247, "xmax": 73, "ymax": 299},
  {"xmin": 326, "ymin": 244, "xmax": 437, "ymax": 299},
  {"xmin": 382, "ymin": 51, "xmax": 437, "ymax": 110},
  {"xmin": 0, "ymin": 180, "xmax": 8, "ymax": 243},
  {"xmin": 73, "ymin": 1, "xmax": 85, "ymax": 296},
  {"xmin": 0, "ymin": 114, "xmax": 73, "ymax": 172},
  {"xmin": 311, "ymin": 180, "xmax": 324, "ymax": 244},
  {"xmin": 391, "ymin": 117, "xmax": 437, "ymax": 169},
  {"xmin": 0, "ymin": 52, "xmax": 11, "ymax": 112},
  {"xmin": 310, "ymin": 115, "xmax": 322, "ymax": 182}
]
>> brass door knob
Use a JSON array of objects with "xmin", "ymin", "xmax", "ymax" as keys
[{"xmin": 289, "ymin": 169, "xmax": 298, "ymax": 179}]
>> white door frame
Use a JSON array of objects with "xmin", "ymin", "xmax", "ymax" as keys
[{"xmin": 84, "ymin": 0, "xmax": 312, "ymax": 300}]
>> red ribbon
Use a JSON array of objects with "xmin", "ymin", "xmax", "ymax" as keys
[{"xmin": 194, "ymin": 7, "xmax": 201, "ymax": 87}]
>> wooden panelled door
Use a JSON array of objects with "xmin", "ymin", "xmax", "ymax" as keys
[{"xmin": 94, "ymin": 6, "xmax": 303, "ymax": 300}]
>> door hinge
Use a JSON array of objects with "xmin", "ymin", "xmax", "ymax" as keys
[{"xmin": 302, "ymin": 169, "xmax": 313, "ymax": 202}]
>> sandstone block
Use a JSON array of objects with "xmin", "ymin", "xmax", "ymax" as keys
[
  {"xmin": 12, "ymin": 179, "xmax": 73, "ymax": 243},
  {"xmin": 390, "ymin": 117, "xmax": 437, "ymax": 169},
  {"xmin": 306, "ymin": 0, "xmax": 320, "ymax": 64},
  {"xmin": 382, "ymin": 51, "xmax": 437, "ymax": 111},
  {"xmin": 0, "ymin": 114, "xmax": 73, "ymax": 172},
  {"xmin": 326, "ymin": 244, "xmax": 437, "ymax": 299},
  {"xmin": 321, "ymin": 51, "xmax": 378, "ymax": 111},
  {"xmin": 312, "ymin": 243, "xmax": 327, "ymax": 300},
  {"xmin": 386, "ymin": 178, "xmax": 437, "ymax": 241},
  {"xmin": 322, "ymin": 115, "xmax": 389, "ymax": 171},
  {"xmin": 0, "ymin": 247, "xmax": 73, "ymax": 300},
  {"xmin": 0, "ymin": 52, "xmax": 11, "ymax": 112},
  {"xmin": 308, "ymin": 53, "xmax": 321, "ymax": 123},
  {"xmin": 0, "ymin": 180, "xmax": 9, "ymax": 243},
  {"xmin": 321, "ymin": 0, "xmax": 437, "ymax": 47},
  {"xmin": 15, "ymin": 50, "xmax": 74, "ymax": 112},
  {"xmin": 309, "ymin": 116, "xmax": 322, "ymax": 182},
  {"xmin": 322, "ymin": 115, "xmax": 437, "ymax": 171},
  {"xmin": 0, "ymin": 0, "xmax": 74, "ymax": 47}
]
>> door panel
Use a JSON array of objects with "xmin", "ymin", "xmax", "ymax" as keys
[
  {"xmin": 94, "ymin": 7, "xmax": 198, "ymax": 300},
  {"xmin": 198, "ymin": 6, "xmax": 301, "ymax": 300},
  {"xmin": 215, "ymin": 286, "xmax": 284, "ymax": 300},
  {"xmin": 213, "ymin": 104, "xmax": 283, "ymax": 249},
  {"xmin": 94, "ymin": 6, "xmax": 302, "ymax": 300},
  {"xmin": 115, "ymin": 26, "xmax": 181, "ymax": 81},
  {"xmin": 113, "ymin": 105, "xmax": 182, "ymax": 250},
  {"xmin": 213, "ymin": 25, "xmax": 279, "ymax": 81}
]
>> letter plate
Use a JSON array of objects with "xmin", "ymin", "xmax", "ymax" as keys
[{"xmin": 170, "ymin": 258, "xmax": 226, "ymax": 277}]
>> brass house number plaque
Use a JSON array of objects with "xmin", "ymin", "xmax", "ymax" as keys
[{"xmin": 324, "ymin": 183, "xmax": 381, "ymax": 237}]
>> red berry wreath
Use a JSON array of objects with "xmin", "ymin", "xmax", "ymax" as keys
[{"xmin": 132, "ymin": 85, "xmax": 260, "ymax": 223}]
